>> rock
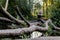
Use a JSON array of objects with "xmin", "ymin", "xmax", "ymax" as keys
[{"xmin": 31, "ymin": 31, "xmax": 42, "ymax": 38}]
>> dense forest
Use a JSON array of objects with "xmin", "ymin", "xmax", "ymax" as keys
[{"xmin": 0, "ymin": 0, "xmax": 60, "ymax": 39}]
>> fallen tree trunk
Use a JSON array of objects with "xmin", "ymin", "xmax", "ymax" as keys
[
  {"xmin": 0, "ymin": 26, "xmax": 47, "ymax": 37},
  {"xmin": 0, "ymin": 18, "xmax": 60, "ymax": 37},
  {"xmin": 0, "ymin": 19, "xmax": 50, "ymax": 37}
]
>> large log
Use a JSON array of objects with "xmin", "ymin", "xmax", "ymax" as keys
[
  {"xmin": 0, "ymin": 25, "xmax": 48, "ymax": 37},
  {"xmin": 0, "ymin": 18, "xmax": 59, "ymax": 37},
  {"xmin": 0, "ymin": 19, "xmax": 50, "ymax": 37}
]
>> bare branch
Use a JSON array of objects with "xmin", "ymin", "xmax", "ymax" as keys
[
  {"xmin": 0, "ymin": 17, "xmax": 12, "ymax": 23},
  {"xmin": 0, "ymin": 6, "xmax": 25, "ymax": 25},
  {"xmin": 14, "ymin": 5, "xmax": 30, "ymax": 26},
  {"xmin": 5, "ymin": 0, "xmax": 9, "ymax": 10},
  {"xmin": 49, "ymin": 19, "xmax": 60, "ymax": 30}
]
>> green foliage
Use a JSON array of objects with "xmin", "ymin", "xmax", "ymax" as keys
[
  {"xmin": 51, "ymin": 0, "xmax": 60, "ymax": 27},
  {"xmin": 7, "ymin": 0, "xmax": 17, "ymax": 18},
  {"xmin": 35, "ymin": 3, "xmax": 41, "ymax": 10},
  {"xmin": 17, "ymin": 0, "xmax": 34, "ymax": 20},
  {"xmin": 19, "ymin": 33, "xmax": 30, "ymax": 39},
  {"xmin": 43, "ymin": 0, "xmax": 60, "ymax": 36},
  {"xmin": 43, "ymin": 0, "xmax": 60, "ymax": 27},
  {"xmin": 0, "ymin": 0, "xmax": 6, "ymax": 17},
  {"xmin": 0, "ymin": 0, "xmax": 5, "ymax": 6}
]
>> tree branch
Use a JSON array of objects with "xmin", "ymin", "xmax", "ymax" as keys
[
  {"xmin": 5, "ymin": 0, "xmax": 9, "ymax": 10},
  {"xmin": 0, "ymin": 17, "xmax": 13, "ymax": 23},
  {"xmin": 49, "ymin": 19, "xmax": 60, "ymax": 30},
  {"xmin": 14, "ymin": 5, "xmax": 30, "ymax": 26},
  {"xmin": 0, "ymin": 5, "xmax": 25, "ymax": 25}
]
